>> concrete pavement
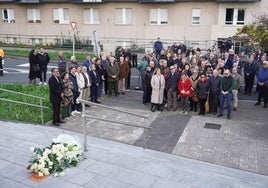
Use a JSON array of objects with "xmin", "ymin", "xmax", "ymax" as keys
[{"xmin": 0, "ymin": 120, "xmax": 268, "ymax": 188}]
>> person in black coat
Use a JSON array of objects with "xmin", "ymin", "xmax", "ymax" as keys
[
  {"xmin": 197, "ymin": 73, "xmax": 210, "ymax": 115},
  {"xmin": 28, "ymin": 49, "xmax": 38, "ymax": 84},
  {"xmin": 48, "ymin": 68, "xmax": 64, "ymax": 126},
  {"xmin": 142, "ymin": 65, "xmax": 152, "ymax": 105},
  {"xmin": 209, "ymin": 69, "xmax": 222, "ymax": 115},
  {"xmin": 166, "ymin": 65, "xmax": 179, "ymax": 111},
  {"xmin": 89, "ymin": 64, "xmax": 100, "ymax": 103},
  {"xmin": 36, "ymin": 47, "xmax": 50, "ymax": 85},
  {"xmin": 244, "ymin": 55, "xmax": 257, "ymax": 95}
]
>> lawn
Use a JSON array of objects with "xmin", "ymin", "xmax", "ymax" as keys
[{"xmin": 0, "ymin": 83, "xmax": 51, "ymax": 125}]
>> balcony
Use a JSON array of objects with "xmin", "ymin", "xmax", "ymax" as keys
[
  {"xmin": 216, "ymin": 0, "xmax": 261, "ymax": 2},
  {"xmin": 71, "ymin": 0, "xmax": 103, "ymax": 3},
  {"xmin": 14, "ymin": 0, "xmax": 40, "ymax": 3},
  {"xmin": 138, "ymin": 0, "xmax": 175, "ymax": 2}
]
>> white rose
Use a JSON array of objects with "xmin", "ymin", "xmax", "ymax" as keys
[
  {"xmin": 38, "ymin": 172, "xmax": 44, "ymax": 177},
  {"xmin": 59, "ymin": 172, "xmax": 65, "ymax": 177}
]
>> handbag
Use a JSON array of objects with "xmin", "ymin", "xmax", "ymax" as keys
[{"xmin": 205, "ymin": 93, "xmax": 209, "ymax": 113}]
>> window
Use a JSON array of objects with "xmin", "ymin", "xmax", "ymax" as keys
[
  {"xmin": 225, "ymin": 8, "xmax": 245, "ymax": 25},
  {"xmin": 27, "ymin": 9, "xmax": 41, "ymax": 23},
  {"xmin": 150, "ymin": 9, "xmax": 168, "ymax": 25},
  {"xmin": 7, "ymin": 37, "xmax": 17, "ymax": 44},
  {"xmin": 84, "ymin": 8, "xmax": 100, "ymax": 24},
  {"xmin": 2, "ymin": 9, "xmax": 15, "ymax": 23},
  {"xmin": 192, "ymin": 8, "xmax": 200, "ymax": 25},
  {"xmin": 53, "ymin": 8, "xmax": 69, "ymax": 24},
  {"xmin": 30, "ymin": 38, "xmax": 43, "ymax": 45},
  {"xmin": 115, "ymin": 8, "xmax": 132, "ymax": 25}
]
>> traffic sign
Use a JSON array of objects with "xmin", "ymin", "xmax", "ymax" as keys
[{"xmin": 70, "ymin": 22, "xmax": 77, "ymax": 30}]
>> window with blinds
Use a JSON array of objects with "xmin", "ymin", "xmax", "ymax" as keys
[
  {"xmin": 192, "ymin": 8, "xmax": 200, "ymax": 25},
  {"xmin": 84, "ymin": 8, "xmax": 100, "ymax": 24},
  {"xmin": 27, "ymin": 9, "xmax": 41, "ymax": 23},
  {"xmin": 53, "ymin": 8, "xmax": 69, "ymax": 24},
  {"xmin": 115, "ymin": 8, "xmax": 132, "ymax": 25},
  {"xmin": 150, "ymin": 9, "xmax": 168, "ymax": 25}
]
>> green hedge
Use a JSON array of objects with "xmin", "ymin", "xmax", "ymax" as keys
[{"xmin": 0, "ymin": 84, "xmax": 51, "ymax": 124}]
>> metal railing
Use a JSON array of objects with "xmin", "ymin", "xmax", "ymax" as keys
[
  {"xmin": 0, "ymin": 88, "xmax": 48, "ymax": 125},
  {"xmin": 77, "ymin": 99, "xmax": 151, "ymax": 151}
]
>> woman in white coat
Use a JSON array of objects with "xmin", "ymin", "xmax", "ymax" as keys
[{"xmin": 150, "ymin": 68, "xmax": 165, "ymax": 112}]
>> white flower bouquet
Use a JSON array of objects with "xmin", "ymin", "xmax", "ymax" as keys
[{"xmin": 28, "ymin": 137, "xmax": 84, "ymax": 177}]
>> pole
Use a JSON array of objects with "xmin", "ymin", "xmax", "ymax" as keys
[
  {"xmin": 72, "ymin": 31, "xmax": 75, "ymax": 56},
  {"xmin": 82, "ymin": 102, "xmax": 87, "ymax": 151}
]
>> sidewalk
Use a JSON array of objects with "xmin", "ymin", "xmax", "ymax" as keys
[{"xmin": 0, "ymin": 120, "xmax": 267, "ymax": 188}]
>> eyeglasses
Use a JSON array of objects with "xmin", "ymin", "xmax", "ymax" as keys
[{"xmin": 170, "ymin": 68, "xmax": 174, "ymax": 70}]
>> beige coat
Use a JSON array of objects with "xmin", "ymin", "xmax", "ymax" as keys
[{"xmin": 151, "ymin": 74, "xmax": 165, "ymax": 104}]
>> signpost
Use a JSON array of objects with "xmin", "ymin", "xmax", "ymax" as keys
[{"xmin": 70, "ymin": 22, "xmax": 77, "ymax": 56}]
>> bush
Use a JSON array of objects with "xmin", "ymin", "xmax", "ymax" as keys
[{"xmin": 0, "ymin": 84, "xmax": 51, "ymax": 124}]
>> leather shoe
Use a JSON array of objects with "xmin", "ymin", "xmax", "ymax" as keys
[
  {"xmin": 217, "ymin": 114, "xmax": 223, "ymax": 117},
  {"xmin": 233, "ymin": 107, "xmax": 237, "ymax": 111},
  {"xmin": 53, "ymin": 122, "xmax": 61, "ymax": 126},
  {"xmin": 254, "ymin": 102, "xmax": 260, "ymax": 106},
  {"xmin": 58, "ymin": 120, "xmax": 65, "ymax": 124}
]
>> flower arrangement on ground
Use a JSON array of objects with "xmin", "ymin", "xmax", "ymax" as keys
[{"xmin": 28, "ymin": 142, "xmax": 83, "ymax": 177}]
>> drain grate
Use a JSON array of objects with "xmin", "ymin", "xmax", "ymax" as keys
[{"xmin": 204, "ymin": 123, "xmax": 222, "ymax": 130}]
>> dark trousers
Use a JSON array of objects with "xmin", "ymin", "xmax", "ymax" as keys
[
  {"xmin": 257, "ymin": 85, "xmax": 268, "ymax": 106},
  {"xmin": 108, "ymin": 80, "xmax": 118, "ymax": 96},
  {"xmin": 126, "ymin": 72, "xmax": 131, "ymax": 90},
  {"xmin": 198, "ymin": 98, "xmax": 206, "ymax": 114},
  {"xmin": 189, "ymin": 98, "xmax": 198, "ymax": 112},
  {"xmin": 209, "ymin": 93, "xmax": 219, "ymax": 114},
  {"xmin": 132, "ymin": 54, "xmax": 137, "ymax": 67},
  {"xmin": 52, "ymin": 102, "xmax": 61, "ymax": 124},
  {"xmin": 244, "ymin": 77, "xmax": 254, "ymax": 94},
  {"xmin": 219, "ymin": 93, "xmax": 232, "ymax": 116},
  {"xmin": 142, "ymin": 86, "xmax": 152, "ymax": 104},
  {"xmin": 104, "ymin": 74, "xmax": 109, "ymax": 94},
  {"xmin": 39, "ymin": 66, "xmax": 47, "ymax": 82},
  {"xmin": 90, "ymin": 85, "xmax": 98, "ymax": 102}
]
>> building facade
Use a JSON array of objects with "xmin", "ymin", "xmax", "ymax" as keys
[{"xmin": 0, "ymin": 0, "xmax": 265, "ymax": 51}]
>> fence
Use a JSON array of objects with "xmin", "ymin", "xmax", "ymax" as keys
[
  {"xmin": 0, "ymin": 33, "xmax": 218, "ymax": 53},
  {"xmin": 77, "ymin": 99, "xmax": 151, "ymax": 152},
  {"xmin": 0, "ymin": 88, "xmax": 48, "ymax": 125}
]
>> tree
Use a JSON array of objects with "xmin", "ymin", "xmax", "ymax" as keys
[{"xmin": 234, "ymin": 12, "xmax": 268, "ymax": 52}]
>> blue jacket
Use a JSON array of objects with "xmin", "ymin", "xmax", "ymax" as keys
[
  {"xmin": 256, "ymin": 68, "xmax": 268, "ymax": 86},
  {"xmin": 154, "ymin": 41, "xmax": 163, "ymax": 53}
]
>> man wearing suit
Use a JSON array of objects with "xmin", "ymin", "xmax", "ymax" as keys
[
  {"xmin": 48, "ymin": 68, "xmax": 64, "ymax": 126},
  {"xmin": 89, "ymin": 64, "xmax": 100, "ymax": 103}
]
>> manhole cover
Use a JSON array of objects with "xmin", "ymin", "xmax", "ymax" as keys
[{"xmin": 204, "ymin": 123, "xmax": 222, "ymax": 130}]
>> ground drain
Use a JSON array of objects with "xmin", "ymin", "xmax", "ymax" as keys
[{"xmin": 204, "ymin": 123, "xmax": 222, "ymax": 130}]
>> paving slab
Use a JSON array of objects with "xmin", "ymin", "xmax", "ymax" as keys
[
  {"xmin": 172, "ymin": 114, "xmax": 268, "ymax": 175},
  {"xmin": 0, "ymin": 121, "xmax": 267, "ymax": 188}
]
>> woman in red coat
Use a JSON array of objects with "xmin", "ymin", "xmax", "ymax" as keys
[{"xmin": 178, "ymin": 73, "xmax": 192, "ymax": 115}]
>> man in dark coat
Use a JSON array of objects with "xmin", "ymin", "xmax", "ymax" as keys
[
  {"xmin": 209, "ymin": 69, "xmax": 222, "ymax": 115},
  {"xmin": 89, "ymin": 64, "xmax": 100, "ymax": 103},
  {"xmin": 48, "ymin": 68, "xmax": 64, "ymax": 126},
  {"xmin": 244, "ymin": 55, "xmax": 257, "ymax": 95},
  {"xmin": 218, "ymin": 69, "xmax": 234, "ymax": 119},
  {"xmin": 154, "ymin": 37, "xmax": 163, "ymax": 61},
  {"xmin": 166, "ymin": 65, "xmax": 179, "ymax": 111},
  {"xmin": 36, "ymin": 47, "xmax": 50, "ymax": 85}
]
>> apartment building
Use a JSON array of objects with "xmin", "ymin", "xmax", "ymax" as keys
[{"xmin": 0, "ymin": 0, "xmax": 265, "ymax": 51}]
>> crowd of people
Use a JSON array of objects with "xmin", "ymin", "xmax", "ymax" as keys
[
  {"xmin": 139, "ymin": 37, "xmax": 268, "ymax": 120},
  {"xmin": 28, "ymin": 38, "xmax": 268, "ymax": 126}
]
